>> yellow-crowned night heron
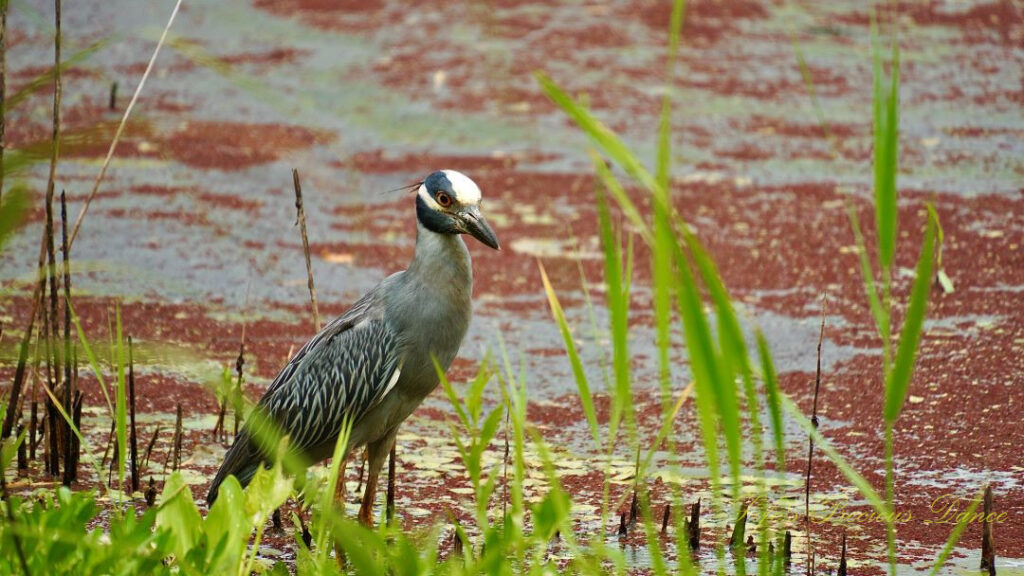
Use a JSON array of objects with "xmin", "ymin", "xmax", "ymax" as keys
[{"xmin": 207, "ymin": 170, "xmax": 499, "ymax": 524}]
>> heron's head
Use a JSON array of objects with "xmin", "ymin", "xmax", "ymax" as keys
[{"xmin": 415, "ymin": 170, "xmax": 500, "ymax": 250}]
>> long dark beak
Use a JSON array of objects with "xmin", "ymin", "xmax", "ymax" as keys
[{"xmin": 460, "ymin": 206, "xmax": 500, "ymax": 250}]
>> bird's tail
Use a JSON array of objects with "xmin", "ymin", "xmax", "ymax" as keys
[{"xmin": 207, "ymin": 429, "xmax": 259, "ymax": 504}]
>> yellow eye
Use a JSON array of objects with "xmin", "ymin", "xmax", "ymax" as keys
[{"xmin": 436, "ymin": 192, "xmax": 453, "ymax": 208}]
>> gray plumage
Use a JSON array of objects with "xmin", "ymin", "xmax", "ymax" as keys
[{"xmin": 208, "ymin": 170, "xmax": 499, "ymax": 514}]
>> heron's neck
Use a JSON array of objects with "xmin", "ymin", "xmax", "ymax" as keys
[{"xmin": 407, "ymin": 220, "xmax": 472, "ymax": 284}]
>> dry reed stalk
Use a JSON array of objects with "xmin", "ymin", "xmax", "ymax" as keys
[
  {"xmin": 68, "ymin": 0, "xmax": 183, "ymax": 248},
  {"xmin": 292, "ymin": 168, "xmax": 320, "ymax": 330},
  {"xmin": 804, "ymin": 296, "xmax": 827, "ymax": 574}
]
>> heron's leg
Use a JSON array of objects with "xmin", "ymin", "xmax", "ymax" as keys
[
  {"xmin": 358, "ymin": 430, "xmax": 397, "ymax": 527},
  {"xmin": 334, "ymin": 456, "xmax": 348, "ymax": 510}
]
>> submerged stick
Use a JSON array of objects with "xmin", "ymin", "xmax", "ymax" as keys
[
  {"xmin": 232, "ymin": 339, "xmax": 245, "ymax": 437},
  {"xmin": 61, "ymin": 190, "xmax": 76, "ymax": 484},
  {"xmin": 46, "ymin": 391, "xmax": 59, "ymax": 477},
  {"xmin": 838, "ymin": 531, "xmax": 847, "ymax": 576},
  {"xmin": 628, "ymin": 447, "xmax": 640, "ymax": 528},
  {"xmin": 62, "ymin": 389, "xmax": 81, "ymax": 486},
  {"xmin": 29, "ymin": 401, "xmax": 37, "ymax": 461},
  {"xmin": 142, "ymin": 425, "xmax": 160, "ymax": 471},
  {"xmin": 783, "ymin": 530, "xmax": 792, "ymax": 570},
  {"xmin": 44, "ymin": 7, "xmax": 64, "ymax": 467},
  {"xmin": 101, "ymin": 419, "xmax": 115, "ymax": 468},
  {"xmin": 688, "ymin": 498, "xmax": 701, "ymax": 550},
  {"xmin": 292, "ymin": 168, "xmax": 320, "ymax": 330},
  {"xmin": 128, "ymin": 336, "xmax": 139, "ymax": 492},
  {"xmin": 2, "ymin": 254, "xmax": 46, "ymax": 440},
  {"xmin": 386, "ymin": 444, "xmax": 396, "ymax": 526},
  {"xmin": 172, "ymin": 403, "xmax": 182, "ymax": 471},
  {"xmin": 16, "ymin": 424, "xmax": 26, "ymax": 472},
  {"xmin": 729, "ymin": 500, "xmax": 749, "ymax": 551},
  {"xmin": 981, "ymin": 484, "xmax": 995, "ymax": 575},
  {"xmin": 145, "ymin": 476, "xmax": 156, "ymax": 507}
]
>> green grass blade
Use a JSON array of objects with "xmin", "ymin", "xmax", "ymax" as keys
[
  {"xmin": 652, "ymin": 0, "xmax": 684, "ymax": 419},
  {"xmin": 36, "ymin": 378, "xmax": 109, "ymax": 493},
  {"xmin": 1, "ymin": 38, "xmax": 111, "ymax": 115},
  {"xmin": 847, "ymin": 203, "xmax": 889, "ymax": 343},
  {"xmin": 115, "ymin": 303, "xmax": 128, "ymax": 492},
  {"xmin": 789, "ymin": 32, "xmax": 839, "ymax": 158},
  {"xmin": 928, "ymin": 488, "xmax": 984, "ymax": 576},
  {"xmin": 884, "ymin": 208, "xmax": 937, "ymax": 423},
  {"xmin": 66, "ymin": 297, "xmax": 114, "ymax": 415},
  {"xmin": 539, "ymin": 262, "xmax": 601, "ymax": 450},
  {"xmin": 536, "ymin": 72, "xmax": 659, "ymax": 194},
  {"xmin": 639, "ymin": 382, "xmax": 694, "ymax": 475},
  {"xmin": 0, "ymin": 187, "xmax": 30, "ymax": 251},
  {"xmin": 596, "ymin": 185, "xmax": 635, "ymax": 448},
  {"xmin": 872, "ymin": 17, "xmax": 899, "ymax": 273},
  {"xmin": 680, "ymin": 228, "xmax": 750, "ymax": 488},
  {"xmin": 780, "ymin": 394, "xmax": 888, "ymax": 517},
  {"xmin": 588, "ymin": 149, "xmax": 651, "ymax": 244},
  {"xmin": 316, "ymin": 414, "xmax": 353, "ymax": 568},
  {"xmin": 437, "ymin": 356, "xmax": 470, "ymax": 428},
  {"xmin": 656, "ymin": 0, "xmax": 686, "ymax": 189},
  {"xmin": 671, "ymin": 244, "xmax": 726, "ymax": 537},
  {"xmin": 756, "ymin": 331, "xmax": 786, "ymax": 473}
]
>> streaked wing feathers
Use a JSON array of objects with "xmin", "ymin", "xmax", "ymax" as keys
[{"xmin": 258, "ymin": 292, "xmax": 402, "ymax": 453}]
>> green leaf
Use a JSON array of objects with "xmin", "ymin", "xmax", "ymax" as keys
[
  {"xmin": 884, "ymin": 208, "xmax": 937, "ymax": 423},
  {"xmin": 156, "ymin": 472, "xmax": 202, "ymax": 561},
  {"xmin": 588, "ymin": 150, "xmax": 651, "ymax": 243},
  {"xmin": 652, "ymin": 0, "xmax": 683, "ymax": 435},
  {"xmin": 539, "ymin": 261, "xmax": 600, "ymax": 450},
  {"xmin": 437, "ymin": 357, "xmax": 470, "ymax": 428},
  {"xmin": 204, "ymin": 476, "xmax": 249, "ymax": 571},
  {"xmin": 670, "ymin": 243, "xmax": 724, "ymax": 507},
  {"xmin": 595, "ymin": 184, "xmax": 635, "ymax": 449},
  {"xmin": 67, "ymin": 297, "xmax": 115, "ymax": 415},
  {"xmin": 466, "ymin": 355, "xmax": 492, "ymax": 424},
  {"xmin": 681, "ymin": 227, "xmax": 749, "ymax": 491},
  {"xmin": 872, "ymin": 19, "xmax": 900, "ymax": 272},
  {"xmin": 328, "ymin": 517, "xmax": 386, "ymax": 576},
  {"xmin": 0, "ymin": 187, "xmax": 30, "ymax": 251},
  {"xmin": 244, "ymin": 461, "xmax": 292, "ymax": 520},
  {"xmin": 756, "ymin": 331, "xmax": 786, "ymax": 473},
  {"xmin": 1, "ymin": 39, "xmax": 111, "ymax": 115}
]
